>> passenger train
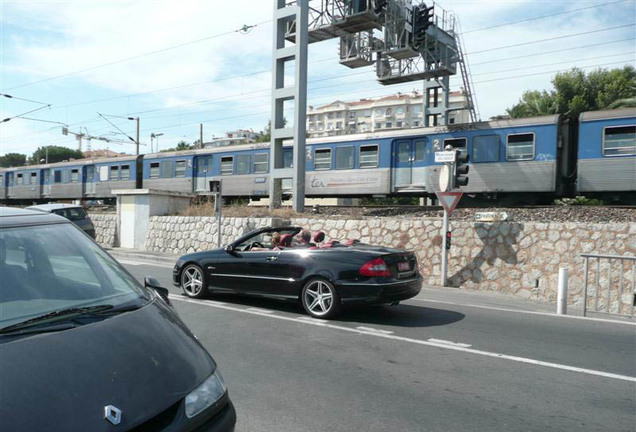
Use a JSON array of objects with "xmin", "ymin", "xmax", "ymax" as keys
[{"xmin": 1, "ymin": 108, "xmax": 634, "ymax": 205}]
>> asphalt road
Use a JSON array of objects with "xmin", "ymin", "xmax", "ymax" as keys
[{"xmin": 119, "ymin": 256, "xmax": 636, "ymax": 432}]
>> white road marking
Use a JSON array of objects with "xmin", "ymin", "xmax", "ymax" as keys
[
  {"xmin": 427, "ymin": 338, "xmax": 472, "ymax": 348},
  {"xmin": 356, "ymin": 326, "xmax": 394, "ymax": 335},
  {"xmin": 169, "ymin": 295, "xmax": 636, "ymax": 383},
  {"xmin": 246, "ymin": 307, "xmax": 275, "ymax": 314},
  {"xmin": 116, "ymin": 259, "xmax": 168, "ymax": 268},
  {"xmin": 414, "ymin": 298, "xmax": 636, "ymax": 326}
]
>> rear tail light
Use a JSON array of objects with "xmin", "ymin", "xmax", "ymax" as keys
[{"xmin": 359, "ymin": 257, "xmax": 391, "ymax": 277}]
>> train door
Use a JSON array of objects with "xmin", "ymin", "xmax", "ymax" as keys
[
  {"xmin": 84, "ymin": 165, "xmax": 96, "ymax": 196},
  {"xmin": 392, "ymin": 139, "xmax": 429, "ymax": 190},
  {"xmin": 194, "ymin": 155, "xmax": 214, "ymax": 192},
  {"xmin": 41, "ymin": 169, "xmax": 51, "ymax": 197},
  {"xmin": 281, "ymin": 148, "xmax": 294, "ymax": 192},
  {"xmin": 6, "ymin": 172, "xmax": 14, "ymax": 197}
]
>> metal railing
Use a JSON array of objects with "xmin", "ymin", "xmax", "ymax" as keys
[{"xmin": 581, "ymin": 254, "xmax": 636, "ymax": 317}]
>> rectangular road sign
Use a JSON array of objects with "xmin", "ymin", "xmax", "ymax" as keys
[
  {"xmin": 434, "ymin": 151, "xmax": 457, "ymax": 163},
  {"xmin": 435, "ymin": 191, "xmax": 463, "ymax": 215}
]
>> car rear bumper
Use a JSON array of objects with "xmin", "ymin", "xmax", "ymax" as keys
[{"xmin": 336, "ymin": 275, "xmax": 423, "ymax": 305}]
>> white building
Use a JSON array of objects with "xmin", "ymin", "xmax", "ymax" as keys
[
  {"xmin": 205, "ymin": 129, "xmax": 261, "ymax": 148},
  {"xmin": 307, "ymin": 90, "xmax": 469, "ymax": 138}
]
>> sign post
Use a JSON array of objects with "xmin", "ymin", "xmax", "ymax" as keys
[
  {"xmin": 434, "ymin": 150, "xmax": 464, "ymax": 286},
  {"xmin": 210, "ymin": 180, "xmax": 223, "ymax": 247}
]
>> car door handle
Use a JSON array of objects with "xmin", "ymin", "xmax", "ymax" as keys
[{"xmin": 266, "ymin": 256, "xmax": 278, "ymax": 262}]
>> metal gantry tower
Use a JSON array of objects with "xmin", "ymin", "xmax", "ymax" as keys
[{"xmin": 271, "ymin": 0, "xmax": 479, "ymax": 210}]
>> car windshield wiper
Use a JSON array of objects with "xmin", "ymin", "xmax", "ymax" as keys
[{"xmin": 0, "ymin": 304, "xmax": 114, "ymax": 334}]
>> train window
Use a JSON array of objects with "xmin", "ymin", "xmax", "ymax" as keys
[
  {"xmin": 175, "ymin": 160, "xmax": 186, "ymax": 177},
  {"xmin": 70, "ymin": 169, "xmax": 79, "ymax": 183},
  {"xmin": 221, "ymin": 156, "xmax": 233, "ymax": 175},
  {"xmin": 8, "ymin": 174, "xmax": 13, "ymax": 186},
  {"xmin": 62, "ymin": 170, "xmax": 70, "ymax": 183},
  {"xmin": 109, "ymin": 166, "xmax": 119, "ymax": 181},
  {"xmin": 99, "ymin": 166, "xmax": 109, "ymax": 181},
  {"xmin": 43, "ymin": 170, "xmax": 50, "ymax": 183},
  {"xmin": 0, "ymin": 175, "xmax": 3, "ymax": 186},
  {"xmin": 254, "ymin": 153, "xmax": 268, "ymax": 174},
  {"xmin": 336, "ymin": 146, "xmax": 355, "ymax": 170},
  {"xmin": 54, "ymin": 170, "xmax": 62, "ymax": 183},
  {"xmin": 444, "ymin": 138, "xmax": 467, "ymax": 157},
  {"xmin": 161, "ymin": 161, "xmax": 173, "ymax": 178},
  {"xmin": 121, "ymin": 165, "xmax": 130, "ymax": 181},
  {"xmin": 16, "ymin": 174, "xmax": 23, "ymax": 185},
  {"xmin": 236, "ymin": 155, "xmax": 250, "ymax": 175},
  {"xmin": 414, "ymin": 140, "xmax": 427, "ymax": 161},
  {"xmin": 150, "ymin": 163, "xmax": 160, "ymax": 178},
  {"xmin": 86, "ymin": 166, "xmax": 94, "ymax": 181},
  {"xmin": 283, "ymin": 150, "xmax": 293, "ymax": 168},
  {"xmin": 603, "ymin": 125, "xmax": 636, "ymax": 156},
  {"xmin": 506, "ymin": 133, "xmax": 535, "ymax": 161},
  {"xmin": 359, "ymin": 145, "xmax": 379, "ymax": 168},
  {"xmin": 30, "ymin": 172, "xmax": 37, "ymax": 184},
  {"xmin": 315, "ymin": 148, "xmax": 332, "ymax": 170},
  {"xmin": 197, "ymin": 158, "xmax": 207, "ymax": 174},
  {"xmin": 473, "ymin": 135, "xmax": 500, "ymax": 163},
  {"xmin": 397, "ymin": 142, "xmax": 411, "ymax": 163},
  {"xmin": 207, "ymin": 157, "xmax": 214, "ymax": 173}
]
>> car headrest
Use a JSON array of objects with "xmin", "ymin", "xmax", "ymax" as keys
[
  {"xmin": 313, "ymin": 231, "xmax": 325, "ymax": 243},
  {"xmin": 279, "ymin": 234, "xmax": 293, "ymax": 247},
  {"xmin": 343, "ymin": 239, "xmax": 360, "ymax": 246}
]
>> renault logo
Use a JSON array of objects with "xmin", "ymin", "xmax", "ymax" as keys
[{"xmin": 104, "ymin": 405, "xmax": 122, "ymax": 425}]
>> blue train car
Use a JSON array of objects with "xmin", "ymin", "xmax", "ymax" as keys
[
  {"xmin": 577, "ymin": 108, "xmax": 636, "ymax": 201},
  {"xmin": 91, "ymin": 156, "xmax": 141, "ymax": 198}
]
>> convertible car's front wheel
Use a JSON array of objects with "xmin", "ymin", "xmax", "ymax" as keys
[
  {"xmin": 301, "ymin": 278, "xmax": 341, "ymax": 319},
  {"xmin": 181, "ymin": 264, "xmax": 208, "ymax": 299}
]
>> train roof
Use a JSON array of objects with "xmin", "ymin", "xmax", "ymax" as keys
[
  {"xmin": 579, "ymin": 108, "xmax": 636, "ymax": 122},
  {"xmin": 0, "ymin": 154, "xmax": 139, "ymax": 172}
]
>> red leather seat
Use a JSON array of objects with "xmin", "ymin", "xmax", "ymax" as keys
[{"xmin": 279, "ymin": 234, "xmax": 293, "ymax": 248}]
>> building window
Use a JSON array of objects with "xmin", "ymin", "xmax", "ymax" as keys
[
  {"xmin": 161, "ymin": 161, "xmax": 173, "ymax": 178},
  {"xmin": 109, "ymin": 166, "xmax": 119, "ymax": 181},
  {"xmin": 221, "ymin": 156, "xmax": 233, "ymax": 175},
  {"xmin": 150, "ymin": 162, "xmax": 160, "ymax": 178},
  {"xmin": 375, "ymin": 122, "xmax": 382, "ymax": 129},
  {"xmin": 336, "ymin": 112, "xmax": 342, "ymax": 118},
  {"xmin": 396, "ymin": 107, "xmax": 405, "ymax": 115},
  {"xmin": 336, "ymin": 146, "xmax": 354, "ymax": 170},
  {"xmin": 375, "ymin": 108, "xmax": 383, "ymax": 116},
  {"xmin": 397, "ymin": 121, "xmax": 403, "ymax": 128},
  {"xmin": 506, "ymin": 133, "xmax": 535, "ymax": 161},
  {"xmin": 236, "ymin": 154, "xmax": 250, "ymax": 175},
  {"xmin": 71, "ymin": 169, "xmax": 79, "ymax": 183},
  {"xmin": 314, "ymin": 148, "xmax": 332, "ymax": 170},
  {"xmin": 349, "ymin": 112, "xmax": 356, "ymax": 119},
  {"xmin": 386, "ymin": 122, "xmax": 392, "ymax": 128},
  {"xmin": 336, "ymin": 121, "xmax": 342, "ymax": 129},
  {"xmin": 16, "ymin": 173, "xmax": 23, "ymax": 185},
  {"xmin": 364, "ymin": 110, "xmax": 371, "ymax": 117},
  {"xmin": 253, "ymin": 153, "xmax": 268, "ymax": 173},
  {"xmin": 444, "ymin": 138, "xmax": 468, "ymax": 157},
  {"xmin": 413, "ymin": 120, "xmax": 420, "ymax": 127},
  {"xmin": 473, "ymin": 135, "xmax": 501, "ymax": 163},
  {"xmin": 385, "ymin": 108, "xmax": 393, "ymax": 116},
  {"xmin": 175, "ymin": 160, "xmax": 186, "ymax": 177},
  {"xmin": 328, "ymin": 113, "xmax": 335, "ymax": 120},
  {"xmin": 603, "ymin": 125, "xmax": 635, "ymax": 156},
  {"xmin": 359, "ymin": 145, "xmax": 379, "ymax": 168},
  {"xmin": 120, "ymin": 165, "xmax": 130, "ymax": 180}
]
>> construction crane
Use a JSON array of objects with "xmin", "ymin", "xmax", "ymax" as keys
[{"xmin": 62, "ymin": 127, "xmax": 131, "ymax": 153}]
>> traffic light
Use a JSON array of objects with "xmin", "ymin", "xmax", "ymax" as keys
[
  {"xmin": 454, "ymin": 150, "xmax": 469, "ymax": 187},
  {"xmin": 446, "ymin": 231, "xmax": 452, "ymax": 250},
  {"xmin": 412, "ymin": 4, "xmax": 434, "ymax": 43},
  {"xmin": 374, "ymin": 0, "xmax": 387, "ymax": 14}
]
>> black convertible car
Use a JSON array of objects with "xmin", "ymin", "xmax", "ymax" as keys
[{"xmin": 173, "ymin": 227, "xmax": 422, "ymax": 319}]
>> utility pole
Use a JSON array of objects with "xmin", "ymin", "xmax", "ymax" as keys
[{"xmin": 135, "ymin": 117, "xmax": 140, "ymax": 155}]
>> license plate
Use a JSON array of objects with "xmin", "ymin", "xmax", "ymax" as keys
[{"xmin": 398, "ymin": 261, "xmax": 410, "ymax": 271}]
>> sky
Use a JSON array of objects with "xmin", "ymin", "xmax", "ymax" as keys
[{"xmin": 1, "ymin": 0, "xmax": 634, "ymax": 157}]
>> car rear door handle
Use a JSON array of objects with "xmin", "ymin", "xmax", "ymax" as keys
[{"xmin": 266, "ymin": 256, "xmax": 278, "ymax": 262}]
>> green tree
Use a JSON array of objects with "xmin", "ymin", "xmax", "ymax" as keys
[
  {"xmin": 30, "ymin": 146, "xmax": 84, "ymax": 164},
  {"xmin": 161, "ymin": 140, "xmax": 192, "ymax": 152},
  {"xmin": 505, "ymin": 66, "xmax": 636, "ymax": 118},
  {"xmin": 256, "ymin": 118, "xmax": 288, "ymax": 143},
  {"xmin": 0, "ymin": 153, "xmax": 27, "ymax": 167}
]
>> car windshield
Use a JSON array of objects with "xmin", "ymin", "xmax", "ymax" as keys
[
  {"xmin": 235, "ymin": 228, "xmax": 299, "ymax": 250},
  {"xmin": 0, "ymin": 223, "xmax": 150, "ymax": 329},
  {"xmin": 57, "ymin": 207, "xmax": 88, "ymax": 221}
]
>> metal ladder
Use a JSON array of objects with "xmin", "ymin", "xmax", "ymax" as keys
[{"xmin": 455, "ymin": 31, "xmax": 480, "ymax": 123}]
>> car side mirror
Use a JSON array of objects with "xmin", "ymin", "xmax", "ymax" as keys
[
  {"xmin": 144, "ymin": 276, "xmax": 171, "ymax": 306},
  {"xmin": 225, "ymin": 244, "xmax": 234, "ymax": 253}
]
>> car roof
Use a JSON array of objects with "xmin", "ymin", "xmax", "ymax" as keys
[
  {"xmin": 0, "ymin": 206, "xmax": 70, "ymax": 228},
  {"xmin": 26, "ymin": 203, "xmax": 83, "ymax": 212}
]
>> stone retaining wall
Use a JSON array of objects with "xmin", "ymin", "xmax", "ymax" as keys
[
  {"xmin": 97, "ymin": 212, "xmax": 635, "ymax": 313},
  {"xmin": 89, "ymin": 213, "xmax": 117, "ymax": 247}
]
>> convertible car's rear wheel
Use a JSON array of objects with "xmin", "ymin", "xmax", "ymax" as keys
[
  {"xmin": 181, "ymin": 264, "xmax": 208, "ymax": 299},
  {"xmin": 301, "ymin": 278, "xmax": 341, "ymax": 319}
]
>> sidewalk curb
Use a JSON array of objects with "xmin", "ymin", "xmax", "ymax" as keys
[{"xmin": 105, "ymin": 248, "xmax": 178, "ymax": 265}]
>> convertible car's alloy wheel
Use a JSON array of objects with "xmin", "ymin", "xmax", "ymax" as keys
[
  {"xmin": 302, "ymin": 279, "xmax": 341, "ymax": 319},
  {"xmin": 181, "ymin": 264, "xmax": 207, "ymax": 299}
]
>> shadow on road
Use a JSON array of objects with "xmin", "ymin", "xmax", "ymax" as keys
[{"xmin": 188, "ymin": 293, "xmax": 464, "ymax": 328}]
